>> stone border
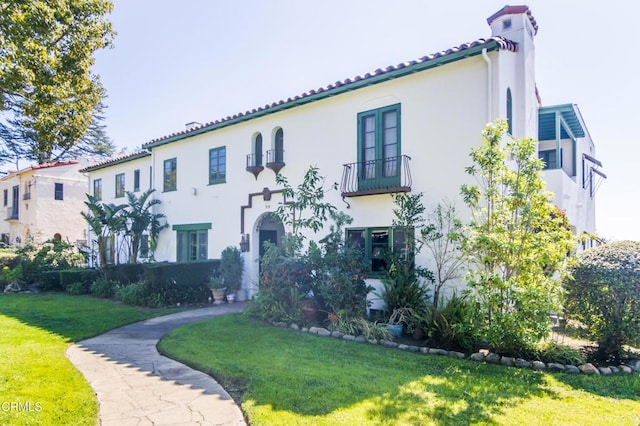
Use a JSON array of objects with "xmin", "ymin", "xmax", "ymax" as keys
[{"xmin": 273, "ymin": 322, "xmax": 640, "ymax": 377}]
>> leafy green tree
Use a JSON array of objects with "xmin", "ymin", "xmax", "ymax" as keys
[
  {"xmin": 81, "ymin": 194, "xmax": 126, "ymax": 267},
  {"xmin": 0, "ymin": 0, "xmax": 115, "ymax": 164},
  {"xmin": 123, "ymin": 189, "xmax": 167, "ymax": 264},
  {"xmin": 460, "ymin": 120, "xmax": 574, "ymax": 354},
  {"xmin": 564, "ymin": 240, "xmax": 640, "ymax": 362}
]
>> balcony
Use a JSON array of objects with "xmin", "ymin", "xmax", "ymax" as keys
[
  {"xmin": 5, "ymin": 207, "xmax": 18, "ymax": 221},
  {"xmin": 341, "ymin": 155, "xmax": 412, "ymax": 197},
  {"xmin": 22, "ymin": 192, "xmax": 31, "ymax": 200},
  {"xmin": 246, "ymin": 153, "xmax": 264, "ymax": 179},
  {"xmin": 266, "ymin": 149, "xmax": 285, "ymax": 174}
]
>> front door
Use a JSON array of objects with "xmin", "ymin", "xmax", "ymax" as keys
[{"xmin": 259, "ymin": 230, "xmax": 278, "ymax": 258}]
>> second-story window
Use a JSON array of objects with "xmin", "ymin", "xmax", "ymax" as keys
[
  {"xmin": 358, "ymin": 104, "xmax": 401, "ymax": 184},
  {"xmin": 209, "ymin": 147, "xmax": 226, "ymax": 185},
  {"xmin": 506, "ymin": 88, "xmax": 513, "ymax": 134},
  {"xmin": 115, "ymin": 173, "xmax": 125, "ymax": 198},
  {"xmin": 254, "ymin": 133, "xmax": 263, "ymax": 166},
  {"xmin": 274, "ymin": 128, "xmax": 284, "ymax": 162},
  {"xmin": 164, "ymin": 158, "xmax": 177, "ymax": 192},
  {"xmin": 54, "ymin": 183, "xmax": 63, "ymax": 200},
  {"xmin": 93, "ymin": 179, "xmax": 102, "ymax": 200},
  {"xmin": 3, "ymin": 189, "xmax": 7, "ymax": 207},
  {"xmin": 133, "ymin": 169, "xmax": 140, "ymax": 192}
]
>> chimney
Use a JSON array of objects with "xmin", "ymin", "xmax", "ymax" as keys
[
  {"xmin": 487, "ymin": 5, "xmax": 538, "ymax": 40},
  {"xmin": 185, "ymin": 121, "xmax": 202, "ymax": 131}
]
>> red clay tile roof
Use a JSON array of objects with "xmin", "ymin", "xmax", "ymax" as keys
[
  {"xmin": 79, "ymin": 151, "xmax": 151, "ymax": 173},
  {"xmin": 142, "ymin": 36, "xmax": 518, "ymax": 149},
  {"xmin": 487, "ymin": 5, "xmax": 538, "ymax": 35}
]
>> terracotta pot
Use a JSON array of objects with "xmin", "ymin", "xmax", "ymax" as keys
[{"xmin": 211, "ymin": 288, "xmax": 226, "ymax": 305}]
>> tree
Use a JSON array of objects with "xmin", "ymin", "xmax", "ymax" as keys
[
  {"xmin": 420, "ymin": 201, "xmax": 466, "ymax": 311},
  {"xmin": 460, "ymin": 120, "xmax": 574, "ymax": 354},
  {"xmin": 123, "ymin": 189, "xmax": 167, "ymax": 264},
  {"xmin": 81, "ymin": 194, "xmax": 126, "ymax": 268},
  {"xmin": 0, "ymin": 0, "xmax": 115, "ymax": 165},
  {"xmin": 564, "ymin": 241, "xmax": 640, "ymax": 362}
]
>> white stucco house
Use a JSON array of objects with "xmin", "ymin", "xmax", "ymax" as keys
[
  {"xmin": 81, "ymin": 5, "xmax": 604, "ymax": 303},
  {"xmin": 0, "ymin": 159, "xmax": 96, "ymax": 247}
]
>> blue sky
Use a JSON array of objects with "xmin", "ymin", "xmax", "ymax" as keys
[{"xmin": 93, "ymin": 0, "xmax": 640, "ymax": 241}]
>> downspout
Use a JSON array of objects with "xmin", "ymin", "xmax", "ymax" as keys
[{"xmin": 482, "ymin": 48, "xmax": 492, "ymax": 122}]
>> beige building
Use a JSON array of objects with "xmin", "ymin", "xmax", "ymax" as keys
[{"xmin": 0, "ymin": 159, "xmax": 94, "ymax": 247}]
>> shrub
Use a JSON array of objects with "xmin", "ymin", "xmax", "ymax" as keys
[
  {"xmin": 65, "ymin": 281, "xmax": 90, "ymax": 295},
  {"xmin": 427, "ymin": 293, "xmax": 476, "ymax": 351},
  {"xmin": 116, "ymin": 282, "xmax": 148, "ymax": 306},
  {"xmin": 564, "ymin": 240, "xmax": 640, "ymax": 361},
  {"xmin": 18, "ymin": 239, "xmax": 84, "ymax": 283},
  {"xmin": 220, "ymin": 246, "xmax": 244, "ymax": 292},
  {"xmin": 143, "ymin": 260, "xmax": 215, "ymax": 305},
  {"xmin": 534, "ymin": 341, "xmax": 585, "ymax": 366},
  {"xmin": 103, "ymin": 264, "xmax": 144, "ymax": 284},
  {"xmin": 90, "ymin": 278, "xmax": 118, "ymax": 298}
]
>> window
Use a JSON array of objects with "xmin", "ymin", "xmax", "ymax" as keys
[
  {"xmin": 506, "ymin": 88, "xmax": 513, "ymax": 134},
  {"xmin": 274, "ymin": 128, "xmax": 284, "ymax": 162},
  {"xmin": 140, "ymin": 234, "xmax": 149, "ymax": 258},
  {"xmin": 253, "ymin": 133, "xmax": 263, "ymax": 166},
  {"xmin": 173, "ymin": 223, "xmax": 211, "ymax": 261},
  {"xmin": 357, "ymin": 104, "xmax": 401, "ymax": 188},
  {"xmin": 164, "ymin": 158, "xmax": 177, "ymax": 192},
  {"xmin": 115, "ymin": 173, "xmax": 125, "ymax": 198},
  {"xmin": 54, "ymin": 183, "xmax": 63, "ymax": 200},
  {"xmin": 3, "ymin": 189, "xmax": 7, "ymax": 207},
  {"xmin": 133, "ymin": 169, "xmax": 140, "ymax": 192},
  {"xmin": 347, "ymin": 227, "xmax": 409, "ymax": 274},
  {"xmin": 93, "ymin": 179, "xmax": 102, "ymax": 200},
  {"xmin": 539, "ymin": 149, "xmax": 562, "ymax": 170},
  {"xmin": 104, "ymin": 234, "xmax": 115, "ymax": 265},
  {"xmin": 209, "ymin": 147, "xmax": 226, "ymax": 184},
  {"xmin": 9, "ymin": 186, "xmax": 18, "ymax": 219}
]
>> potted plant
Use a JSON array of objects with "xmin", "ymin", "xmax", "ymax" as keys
[
  {"xmin": 209, "ymin": 274, "xmax": 226, "ymax": 305},
  {"xmin": 220, "ymin": 246, "xmax": 244, "ymax": 302},
  {"xmin": 387, "ymin": 307, "xmax": 413, "ymax": 338}
]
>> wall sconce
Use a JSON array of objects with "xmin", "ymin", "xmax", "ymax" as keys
[
  {"xmin": 239, "ymin": 234, "xmax": 250, "ymax": 252},
  {"xmin": 191, "ymin": 187, "xmax": 197, "ymax": 196}
]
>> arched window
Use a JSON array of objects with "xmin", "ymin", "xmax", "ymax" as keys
[
  {"xmin": 254, "ymin": 133, "xmax": 263, "ymax": 166},
  {"xmin": 506, "ymin": 88, "xmax": 513, "ymax": 134},
  {"xmin": 53, "ymin": 233, "xmax": 62, "ymax": 241},
  {"xmin": 274, "ymin": 128, "xmax": 284, "ymax": 163}
]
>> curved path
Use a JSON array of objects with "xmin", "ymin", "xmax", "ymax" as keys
[{"xmin": 66, "ymin": 303, "xmax": 246, "ymax": 426}]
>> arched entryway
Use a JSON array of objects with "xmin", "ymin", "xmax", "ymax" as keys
[{"xmin": 254, "ymin": 213, "xmax": 284, "ymax": 261}]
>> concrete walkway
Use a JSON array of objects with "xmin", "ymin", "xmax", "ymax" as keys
[{"xmin": 66, "ymin": 303, "xmax": 246, "ymax": 426}]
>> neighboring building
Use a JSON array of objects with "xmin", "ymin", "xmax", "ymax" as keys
[
  {"xmin": 81, "ymin": 6, "xmax": 604, "ymax": 305},
  {"xmin": 0, "ymin": 159, "xmax": 96, "ymax": 247}
]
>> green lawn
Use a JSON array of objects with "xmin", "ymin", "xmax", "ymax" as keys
[
  {"xmin": 159, "ymin": 315, "xmax": 640, "ymax": 425},
  {"xmin": 0, "ymin": 293, "xmax": 185, "ymax": 426}
]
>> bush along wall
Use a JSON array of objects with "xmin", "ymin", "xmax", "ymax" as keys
[
  {"xmin": 103, "ymin": 264, "xmax": 145, "ymax": 285},
  {"xmin": 142, "ymin": 260, "xmax": 220, "ymax": 306}
]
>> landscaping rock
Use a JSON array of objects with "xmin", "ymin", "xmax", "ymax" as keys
[
  {"xmin": 631, "ymin": 360, "xmax": 640, "ymax": 372},
  {"xmin": 515, "ymin": 358, "xmax": 530, "ymax": 368},
  {"xmin": 420, "ymin": 347, "xmax": 430, "ymax": 354},
  {"xmin": 290, "ymin": 323, "xmax": 299, "ymax": 330},
  {"xmin": 564, "ymin": 365, "xmax": 580, "ymax": 374},
  {"xmin": 398, "ymin": 344, "xmax": 410, "ymax": 351},
  {"xmin": 609, "ymin": 366, "xmax": 619, "ymax": 374},
  {"xmin": 598, "ymin": 367, "xmax": 612, "ymax": 375},
  {"xmin": 500, "ymin": 357, "xmax": 514, "ymax": 367},
  {"xmin": 532, "ymin": 361, "xmax": 546, "ymax": 371},
  {"xmin": 408, "ymin": 345, "xmax": 420, "ymax": 352},
  {"xmin": 331, "ymin": 331, "xmax": 344, "ymax": 339},
  {"xmin": 354, "ymin": 336, "xmax": 367, "ymax": 343},
  {"xmin": 449, "ymin": 351, "xmax": 466, "ymax": 359},
  {"xmin": 578, "ymin": 363, "xmax": 600, "ymax": 375},
  {"xmin": 429, "ymin": 348, "xmax": 449, "ymax": 356},
  {"xmin": 275, "ymin": 322, "xmax": 288, "ymax": 328},
  {"xmin": 486, "ymin": 353, "xmax": 501, "ymax": 364},
  {"xmin": 469, "ymin": 353, "xmax": 485, "ymax": 362},
  {"xmin": 619, "ymin": 365, "xmax": 633, "ymax": 374},
  {"xmin": 343, "ymin": 334, "xmax": 356, "ymax": 341},
  {"xmin": 547, "ymin": 363, "xmax": 565, "ymax": 372},
  {"xmin": 367, "ymin": 339, "xmax": 378, "ymax": 345},
  {"xmin": 380, "ymin": 339, "xmax": 399, "ymax": 349},
  {"xmin": 313, "ymin": 327, "xmax": 331, "ymax": 337},
  {"xmin": 301, "ymin": 327, "xmax": 309, "ymax": 333}
]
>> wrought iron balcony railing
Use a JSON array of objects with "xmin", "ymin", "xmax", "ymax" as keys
[
  {"xmin": 266, "ymin": 149, "xmax": 285, "ymax": 174},
  {"xmin": 246, "ymin": 153, "xmax": 264, "ymax": 179},
  {"xmin": 6, "ymin": 207, "xmax": 18, "ymax": 221},
  {"xmin": 340, "ymin": 155, "xmax": 412, "ymax": 197}
]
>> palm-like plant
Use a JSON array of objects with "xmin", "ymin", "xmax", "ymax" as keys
[
  {"xmin": 81, "ymin": 194, "xmax": 127, "ymax": 267},
  {"xmin": 123, "ymin": 189, "xmax": 168, "ymax": 264}
]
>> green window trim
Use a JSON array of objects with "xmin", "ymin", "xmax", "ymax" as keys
[
  {"xmin": 346, "ymin": 226, "xmax": 409, "ymax": 276},
  {"xmin": 163, "ymin": 158, "xmax": 177, "ymax": 192},
  {"xmin": 172, "ymin": 223, "xmax": 212, "ymax": 232},
  {"xmin": 209, "ymin": 146, "xmax": 227, "ymax": 185},
  {"xmin": 357, "ymin": 104, "xmax": 401, "ymax": 190},
  {"xmin": 93, "ymin": 179, "xmax": 102, "ymax": 200},
  {"xmin": 133, "ymin": 169, "xmax": 141, "ymax": 192}
]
